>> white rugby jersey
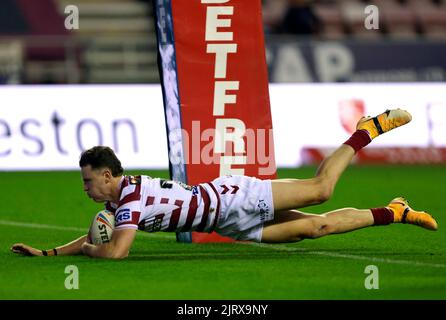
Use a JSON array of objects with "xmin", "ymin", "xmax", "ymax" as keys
[{"xmin": 105, "ymin": 175, "xmax": 220, "ymax": 233}]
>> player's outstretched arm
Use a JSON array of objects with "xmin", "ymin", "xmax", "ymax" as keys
[
  {"xmin": 11, "ymin": 235, "xmax": 88, "ymax": 257},
  {"xmin": 81, "ymin": 228, "xmax": 137, "ymax": 259}
]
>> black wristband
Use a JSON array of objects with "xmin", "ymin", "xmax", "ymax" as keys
[
  {"xmin": 42, "ymin": 250, "xmax": 48, "ymax": 256},
  {"xmin": 53, "ymin": 248, "xmax": 58, "ymax": 256}
]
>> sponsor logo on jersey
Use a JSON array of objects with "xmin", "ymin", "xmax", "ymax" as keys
[
  {"xmin": 177, "ymin": 181, "xmax": 193, "ymax": 191},
  {"xmin": 116, "ymin": 208, "xmax": 132, "ymax": 224},
  {"xmin": 140, "ymin": 214, "xmax": 165, "ymax": 232}
]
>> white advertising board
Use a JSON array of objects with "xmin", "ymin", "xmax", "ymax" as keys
[
  {"xmin": 0, "ymin": 83, "xmax": 444, "ymax": 170},
  {"xmin": 269, "ymin": 83, "xmax": 446, "ymax": 166},
  {"xmin": 0, "ymin": 85, "xmax": 169, "ymax": 170}
]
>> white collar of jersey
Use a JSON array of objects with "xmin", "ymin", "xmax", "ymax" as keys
[
  {"xmin": 118, "ymin": 176, "xmax": 125, "ymax": 189},
  {"xmin": 107, "ymin": 176, "xmax": 126, "ymax": 208}
]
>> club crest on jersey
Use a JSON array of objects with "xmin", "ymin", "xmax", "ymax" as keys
[
  {"xmin": 129, "ymin": 175, "xmax": 141, "ymax": 185},
  {"xmin": 116, "ymin": 208, "xmax": 132, "ymax": 223}
]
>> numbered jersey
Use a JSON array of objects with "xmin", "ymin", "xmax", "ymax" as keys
[{"xmin": 105, "ymin": 175, "xmax": 220, "ymax": 233}]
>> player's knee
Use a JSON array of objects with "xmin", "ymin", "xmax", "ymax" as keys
[
  {"xmin": 305, "ymin": 219, "xmax": 333, "ymax": 239},
  {"xmin": 313, "ymin": 178, "xmax": 334, "ymax": 204},
  {"xmin": 317, "ymin": 188, "xmax": 332, "ymax": 204}
]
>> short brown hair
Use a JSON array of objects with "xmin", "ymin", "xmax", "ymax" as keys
[{"xmin": 79, "ymin": 146, "xmax": 123, "ymax": 177}]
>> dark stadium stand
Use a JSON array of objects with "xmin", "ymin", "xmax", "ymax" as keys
[
  {"xmin": 0, "ymin": 0, "xmax": 155, "ymax": 84},
  {"xmin": 265, "ymin": 0, "xmax": 446, "ymax": 39},
  {"xmin": 0, "ymin": 0, "xmax": 445, "ymax": 84},
  {"xmin": 0, "ymin": 0, "xmax": 74, "ymax": 83},
  {"xmin": 0, "ymin": 0, "xmax": 29, "ymax": 34}
]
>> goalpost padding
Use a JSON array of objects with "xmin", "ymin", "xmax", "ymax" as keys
[{"xmin": 153, "ymin": 0, "xmax": 276, "ymax": 243}]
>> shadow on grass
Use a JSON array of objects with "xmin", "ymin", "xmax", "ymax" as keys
[{"xmin": 127, "ymin": 250, "xmax": 298, "ymax": 262}]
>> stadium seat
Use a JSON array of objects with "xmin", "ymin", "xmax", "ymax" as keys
[
  {"xmin": 54, "ymin": 0, "xmax": 158, "ymax": 83},
  {"xmin": 0, "ymin": 41, "xmax": 23, "ymax": 84},
  {"xmin": 313, "ymin": 4, "xmax": 346, "ymax": 39},
  {"xmin": 382, "ymin": 4, "xmax": 419, "ymax": 39},
  {"xmin": 0, "ymin": 0, "xmax": 77, "ymax": 83},
  {"xmin": 262, "ymin": 0, "xmax": 289, "ymax": 34},
  {"xmin": 0, "ymin": 0, "xmax": 158, "ymax": 83},
  {"xmin": 0, "ymin": 0, "xmax": 29, "ymax": 34},
  {"xmin": 410, "ymin": 1, "xmax": 446, "ymax": 39}
]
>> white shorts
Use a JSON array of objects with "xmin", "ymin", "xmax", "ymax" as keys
[{"xmin": 207, "ymin": 175, "xmax": 274, "ymax": 242}]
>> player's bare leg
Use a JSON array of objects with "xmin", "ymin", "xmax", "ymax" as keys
[
  {"xmin": 271, "ymin": 109, "xmax": 412, "ymax": 211},
  {"xmin": 261, "ymin": 208, "xmax": 374, "ymax": 243},
  {"xmin": 272, "ymin": 145, "xmax": 355, "ymax": 210},
  {"xmin": 261, "ymin": 198, "xmax": 437, "ymax": 243}
]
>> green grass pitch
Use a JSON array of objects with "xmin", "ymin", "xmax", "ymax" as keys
[{"xmin": 0, "ymin": 166, "xmax": 445, "ymax": 299}]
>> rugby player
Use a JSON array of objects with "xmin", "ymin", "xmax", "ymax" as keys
[{"xmin": 11, "ymin": 109, "xmax": 438, "ymax": 259}]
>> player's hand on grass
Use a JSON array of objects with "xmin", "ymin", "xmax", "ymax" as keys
[{"xmin": 10, "ymin": 243, "xmax": 43, "ymax": 256}]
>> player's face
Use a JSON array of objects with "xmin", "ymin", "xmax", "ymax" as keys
[{"xmin": 81, "ymin": 165, "xmax": 110, "ymax": 202}]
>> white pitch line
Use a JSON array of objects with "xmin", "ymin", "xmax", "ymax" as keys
[
  {"xmin": 2, "ymin": 219, "xmax": 445, "ymax": 268},
  {"xmin": 0, "ymin": 220, "xmax": 174, "ymax": 239},
  {"xmin": 247, "ymin": 242, "xmax": 446, "ymax": 269},
  {"xmin": 0, "ymin": 220, "xmax": 87, "ymax": 233}
]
